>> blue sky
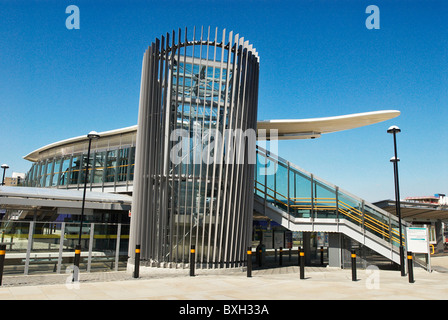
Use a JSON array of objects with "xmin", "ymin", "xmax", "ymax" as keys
[{"xmin": 1, "ymin": 0, "xmax": 447, "ymax": 202}]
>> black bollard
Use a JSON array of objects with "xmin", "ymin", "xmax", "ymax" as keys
[
  {"xmin": 247, "ymin": 247, "xmax": 252, "ymax": 277},
  {"xmin": 320, "ymin": 246, "xmax": 324, "ymax": 265},
  {"xmin": 407, "ymin": 252, "xmax": 414, "ymax": 283},
  {"xmin": 299, "ymin": 247, "xmax": 305, "ymax": 279},
  {"xmin": 190, "ymin": 245, "xmax": 195, "ymax": 277},
  {"xmin": 0, "ymin": 244, "xmax": 5, "ymax": 286},
  {"xmin": 351, "ymin": 249, "xmax": 357, "ymax": 281},
  {"xmin": 73, "ymin": 244, "xmax": 81, "ymax": 282},
  {"xmin": 133, "ymin": 244, "xmax": 140, "ymax": 278}
]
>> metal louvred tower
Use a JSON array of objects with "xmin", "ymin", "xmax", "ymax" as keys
[{"xmin": 129, "ymin": 27, "xmax": 260, "ymax": 269}]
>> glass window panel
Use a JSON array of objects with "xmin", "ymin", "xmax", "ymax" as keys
[
  {"xmin": 41, "ymin": 161, "xmax": 48, "ymax": 187},
  {"xmin": 314, "ymin": 180, "xmax": 337, "ymax": 218},
  {"xmin": 93, "ymin": 151, "xmax": 106, "ymax": 184},
  {"xmin": 25, "ymin": 164, "xmax": 35, "ymax": 187},
  {"xmin": 291, "ymin": 169, "xmax": 312, "ymax": 218},
  {"xmin": 105, "ymin": 150, "xmax": 117, "ymax": 183},
  {"xmin": 338, "ymin": 191, "xmax": 363, "ymax": 226},
  {"xmin": 70, "ymin": 155, "xmax": 82, "ymax": 185},
  {"xmin": 117, "ymin": 148, "xmax": 130, "ymax": 182},
  {"xmin": 45, "ymin": 160, "xmax": 53, "ymax": 187},
  {"xmin": 35, "ymin": 163, "xmax": 42, "ymax": 187},
  {"xmin": 31, "ymin": 163, "xmax": 37, "ymax": 186},
  {"xmin": 51, "ymin": 158, "xmax": 62, "ymax": 186},
  {"xmin": 129, "ymin": 147, "xmax": 135, "ymax": 181},
  {"xmin": 79, "ymin": 153, "xmax": 94, "ymax": 184},
  {"xmin": 275, "ymin": 163, "xmax": 288, "ymax": 201},
  {"xmin": 364, "ymin": 204, "xmax": 391, "ymax": 243},
  {"xmin": 294, "ymin": 171, "xmax": 311, "ymax": 199},
  {"xmin": 0, "ymin": 221, "xmax": 32, "ymax": 275},
  {"xmin": 27, "ymin": 222, "xmax": 62, "ymax": 274},
  {"xmin": 59, "ymin": 156, "xmax": 71, "ymax": 186}
]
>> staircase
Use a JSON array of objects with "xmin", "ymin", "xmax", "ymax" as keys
[{"xmin": 254, "ymin": 146, "xmax": 407, "ymax": 264}]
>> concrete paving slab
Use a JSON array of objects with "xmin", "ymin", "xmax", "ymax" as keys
[{"xmin": 1, "ymin": 256, "xmax": 448, "ymax": 304}]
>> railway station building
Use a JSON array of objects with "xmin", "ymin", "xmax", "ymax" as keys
[{"xmin": 2, "ymin": 28, "xmax": 446, "ymax": 276}]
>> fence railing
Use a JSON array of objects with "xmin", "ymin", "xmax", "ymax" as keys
[{"xmin": 0, "ymin": 221, "xmax": 129, "ymax": 275}]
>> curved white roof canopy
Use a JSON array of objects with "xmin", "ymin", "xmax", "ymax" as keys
[
  {"xmin": 257, "ymin": 110, "xmax": 400, "ymax": 140},
  {"xmin": 24, "ymin": 110, "xmax": 400, "ymax": 161},
  {"xmin": 24, "ymin": 125, "xmax": 138, "ymax": 162}
]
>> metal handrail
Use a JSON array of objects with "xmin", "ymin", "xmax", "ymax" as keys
[{"xmin": 255, "ymin": 179, "xmax": 405, "ymax": 247}]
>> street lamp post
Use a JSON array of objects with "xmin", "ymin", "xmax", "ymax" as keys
[
  {"xmin": 1, "ymin": 164, "xmax": 9, "ymax": 186},
  {"xmin": 387, "ymin": 125, "xmax": 405, "ymax": 276},
  {"xmin": 73, "ymin": 131, "xmax": 100, "ymax": 281}
]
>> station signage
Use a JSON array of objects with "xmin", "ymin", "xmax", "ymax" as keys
[{"xmin": 406, "ymin": 227, "xmax": 429, "ymax": 254}]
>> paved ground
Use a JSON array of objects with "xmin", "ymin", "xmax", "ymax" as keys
[{"xmin": 1, "ymin": 256, "xmax": 448, "ymax": 303}]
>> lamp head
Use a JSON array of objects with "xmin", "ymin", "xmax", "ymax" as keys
[
  {"xmin": 87, "ymin": 131, "xmax": 100, "ymax": 139},
  {"xmin": 387, "ymin": 125, "xmax": 401, "ymax": 134},
  {"xmin": 1, "ymin": 164, "xmax": 9, "ymax": 169}
]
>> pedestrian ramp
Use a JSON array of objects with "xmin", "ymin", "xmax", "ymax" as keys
[{"xmin": 254, "ymin": 146, "xmax": 407, "ymax": 265}]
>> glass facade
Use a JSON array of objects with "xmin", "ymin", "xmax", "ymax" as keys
[{"xmin": 25, "ymin": 146, "xmax": 136, "ymax": 190}]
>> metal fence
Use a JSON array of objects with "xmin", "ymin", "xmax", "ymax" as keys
[{"xmin": 0, "ymin": 221, "xmax": 129, "ymax": 275}]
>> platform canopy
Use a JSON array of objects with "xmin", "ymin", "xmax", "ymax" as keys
[
  {"xmin": 257, "ymin": 110, "xmax": 400, "ymax": 140},
  {"xmin": 0, "ymin": 186, "xmax": 132, "ymax": 211},
  {"xmin": 374, "ymin": 199, "xmax": 448, "ymax": 221}
]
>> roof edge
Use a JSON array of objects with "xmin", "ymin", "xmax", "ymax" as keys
[{"xmin": 23, "ymin": 125, "xmax": 138, "ymax": 162}]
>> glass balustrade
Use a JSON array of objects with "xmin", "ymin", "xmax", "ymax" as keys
[
  {"xmin": 255, "ymin": 145, "xmax": 406, "ymax": 249},
  {"xmin": 0, "ymin": 221, "xmax": 129, "ymax": 275}
]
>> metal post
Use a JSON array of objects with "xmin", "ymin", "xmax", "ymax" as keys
[
  {"xmin": 114, "ymin": 223, "xmax": 121, "ymax": 272},
  {"xmin": 133, "ymin": 244, "xmax": 140, "ymax": 278},
  {"xmin": 247, "ymin": 247, "xmax": 252, "ymax": 278},
  {"xmin": 1, "ymin": 169, "xmax": 5, "ymax": 185},
  {"xmin": 299, "ymin": 247, "xmax": 305, "ymax": 279},
  {"xmin": 388, "ymin": 126, "xmax": 405, "ymax": 277},
  {"xmin": 1, "ymin": 164, "xmax": 9, "ymax": 186},
  {"xmin": 321, "ymin": 246, "xmax": 324, "ymax": 265},
  {"xmin": 57, "ymin": 222, "xmax": 65, "ymax": 274},
  {"xmin": 0, "ymin": 244, "xmax": 6, "ymax": 286},
  {"xmin": 24, "ymin": 221, "xmax": 34, "ymax": 275},
  {"xmin": 190, "ymin": 245, "xmax": 195, "ymax": 277},
  {"xmin": 393, "ymin": 157, "xmax": 405, "ymax": 276},
  {"xmin": 74, "ymin": 131, "xmax": 99, "ymax": 278},
  {"xmin": 87, "ymin": 223, "xmax": 94, "ymax": 272},
  {"xmin": 407, "ymin": 251, "xmax": 414, "ymax": 283},
  {"xmin": 351, "ymin": 249, "xmax": 357, "ymax": 281},
  {"xmin": 79, "ymin": 138, "xmax": 92, "ymax": 246}
]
